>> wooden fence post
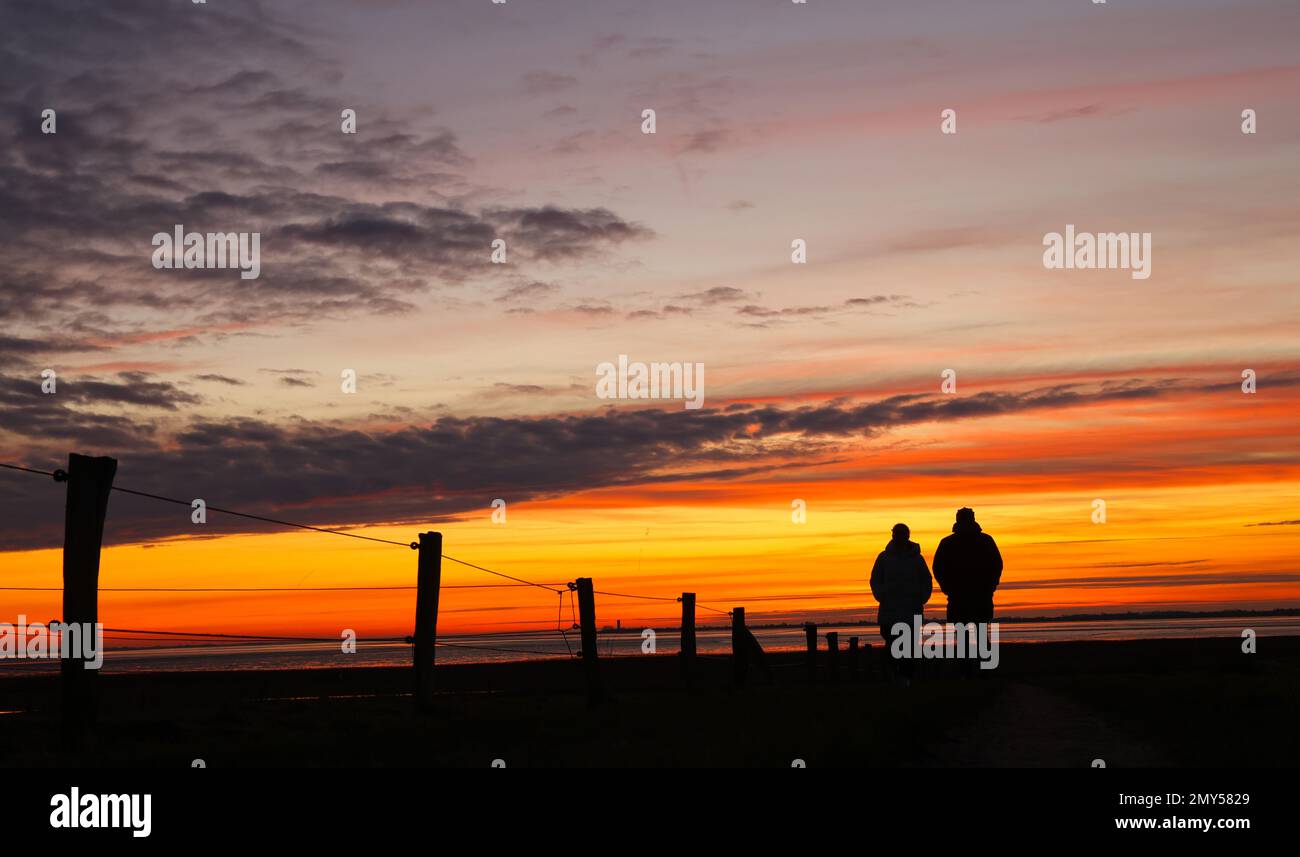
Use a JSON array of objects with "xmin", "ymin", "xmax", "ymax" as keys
[
  {"xmin": 848, "ymin": 636, "xmax": 860, "ymax": 680},
  {"xmin": 60, "ymin": 453, "xmax": 116, "ymax": 744},
  {"xmin": 575, "ymin": 578, "xmax": 604, "ymax": 706},
  {"xmin": 413, "ymin": 531, "xmax": 442, "ymax": 712},
  {"xmin": 826, "ymin": 631, "xmax": 840, "ymax": 683},
  {"xmin": 679, "ymin": 592, "xmax": 696, "ymax": 687},
  {"xmin": 731, "ymin": 607, "xmax": 747, "ymax": 686},
  {"xmin": 744, "ymin": 622, "xmax": 773, "ymax": 685},
  {"xmin": 804, "ymin": 622, "xmax": 818, "ymax": 683}
]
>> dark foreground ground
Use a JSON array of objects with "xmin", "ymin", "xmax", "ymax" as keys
[{"xmin": 1, "ymin": 637, "xmax": 1296, "ymax": 767}]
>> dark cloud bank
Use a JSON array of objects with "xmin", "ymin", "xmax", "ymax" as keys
[{"xmin": 4, "ymin": 374, "xmax": 1294, "ymax": 550}]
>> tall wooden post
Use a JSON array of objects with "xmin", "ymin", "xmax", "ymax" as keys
[
  {"xmin": 679, "ymin": 592, "xmax": 696, "ymax": 687},
  {"xmin": 575, "ymin": 578, "xmax": 604, "ymax": 706},
  {"xmin": 804, "ymin": 622, "xmax": 818, "ymax": 683},
  {"xmin": 826, "ymin": 631, "xmax": 840, "ymax": 683},
  {"xmin": 848, "ymin": 636, "xmax": 860, "ymax": 679},
  {"xmin": 61, "ymin": 453, "xmax": 116, "ymax": 743},
  {"xmin": 413, "ymin": 531, "xmax": 442, "ymax": 712}
]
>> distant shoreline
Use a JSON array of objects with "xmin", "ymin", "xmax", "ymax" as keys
[{"xmin": 605, "ymin": 606, "xmax": 1300, "ymax": 633}]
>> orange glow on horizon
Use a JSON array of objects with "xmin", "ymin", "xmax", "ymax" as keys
[{"xmin": 3, "ymin": 375, "xmax": 1297, "ymax": 639}]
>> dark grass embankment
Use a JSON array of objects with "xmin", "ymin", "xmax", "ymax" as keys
[{"xmin": 0, "ymin": 636, "xmax": 1296, "ymax": 767}]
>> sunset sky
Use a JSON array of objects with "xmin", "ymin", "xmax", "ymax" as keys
[{"xmin": 2, "ymin": 0, "xmax": 1299, "ymax": 639}]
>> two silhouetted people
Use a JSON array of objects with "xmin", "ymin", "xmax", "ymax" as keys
[{"xmin": 871, "ymin": 508, "xmax": 1003, "ymax": 682}]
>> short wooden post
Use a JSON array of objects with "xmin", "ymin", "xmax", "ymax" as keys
[
  {"xmin": 61, "ymin": 453, "xmax": 117, "ymax": 743},
  {"xmin": 575, "ymin": 578, "xmax": 604, "ymax": 706},
  {"xmin": 731, "ymin": 607, "xmax": 748, "ymax": 686},
  {"xmin": 679, "ymin": 592, "xmax": 696, "ymax": 687},
  {"xmin": 848, "ymin": 636, "xmax": 860, "ymax": 679},
  {"xmin": 826, "ymin": 631, "xmax": 840, "ymax": 683},
  {"xmin": 804, "ymin": 622, "xmax": 818, "ymax": 683},
  {"xmin": 413, "ymin": 531, "xmax": 442, "ymax": 712}
]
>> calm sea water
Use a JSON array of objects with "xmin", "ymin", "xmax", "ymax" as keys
[{"xmin": 1, "ymin": 615, "xmax": 1295, "ymax": 676}]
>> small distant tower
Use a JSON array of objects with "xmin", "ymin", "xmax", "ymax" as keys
[{"xmin": 616, "ymin": 619, "xmax": 622, "ymax": 631}]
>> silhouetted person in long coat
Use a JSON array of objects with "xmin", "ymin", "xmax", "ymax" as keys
[
  {"xmin": 933, "ymin": 507, "xmax": 1002, "ymax": 673},
  {"xmin": 870, "ymin": 523, "xmax": 932, "ymax": 684}
]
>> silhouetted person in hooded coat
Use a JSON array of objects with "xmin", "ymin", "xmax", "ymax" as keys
[
  {"xmin": 870, "ymin": 523, "xmax": 932, "ymax": 684},
  {"xmin": 933, "ymin": 507, "xmax": 1002, "ymax": 673}
]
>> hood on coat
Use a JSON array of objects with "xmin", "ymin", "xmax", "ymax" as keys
[
  {"xmin": 886, "ymin": 538, "xmax": 920, "ymax": 554},
  {"xmin": 953, "ymin": 507, "xmax": 982, "ymax": 534}
]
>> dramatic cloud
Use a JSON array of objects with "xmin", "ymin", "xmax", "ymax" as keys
[{"xmin": 0, "ymin": 0, "xmax": 651, "ymax": 351}]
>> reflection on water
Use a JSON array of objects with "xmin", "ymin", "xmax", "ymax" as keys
[{"xmin": 1, "ymin": 615, "xmax": 1296, "ymax": 676}]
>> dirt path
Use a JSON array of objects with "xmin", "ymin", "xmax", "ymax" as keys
[{"xmin": 919, "ymin": 680, "xmax": 1166, "ymax": 767}]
